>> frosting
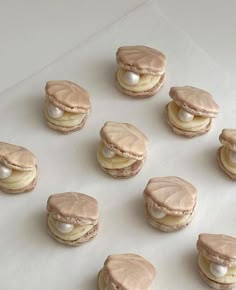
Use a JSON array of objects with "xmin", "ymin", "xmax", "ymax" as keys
[
  {"xmin": 221, "ymin": 147, "xmax": 236, "ymax": 174},
  {"xmin": 229, "ymin": 150, "xmax": 236, "ymax": 164},
  {"xmin": 45, "ymin": 100, "xmax": 86, "ymax": 127},
  {"xmin": 0, "ymin": 166, "xmax": 37, "ymax": 190},
  {"xmin": 48, "ymin": 215, "xmax": 94, "ymax": 241},
  {"xmin": 117, "ymin": 68, "xmax": 160, "ymax": 92},
  {"xmin": 198, "ymin": 254, "xmax": 236, "ymax": 284},
  {"xmin": 168, "ymin": 101, "xmax": 210, "ymax": 132},
  {"xmin": 97, "ymin": 143, "xmax": 136, "ymax": 169}
]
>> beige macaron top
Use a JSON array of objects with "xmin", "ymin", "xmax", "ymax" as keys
[
  {"xmin": 144, "ymin": 176, "xmax": 197, "ymax": 215},
  {"xmin": 219, "ymin": 129, "xmax": 236, "ymax": 152},
  {"xmin": 100, "ymin": 121, "xmax": 148, "ymax": 160},
  {"xmin": 47, "ymin": 192, "xmax": 99, "ymax": 225},
  {"xmin": 103, "ymin": 253, "xmax": 156, "ymax": 290},
  {"xmin": 116, "ymin": 46, "xmax": 166, "ymax": 76},
  {"xmin": 197, "ymin": 234, "xmax": 236, "ymax": 267},
  {"xmin": 45, "ymin": 80, "xmax": 91, "ymax": 113},
  {"xmin": 169, "ymin": 86, "xmax": 219, "ymax": 118},
  {"xmin": 0, "ymin": 142, "xmax": 36, "ymax": 171}
]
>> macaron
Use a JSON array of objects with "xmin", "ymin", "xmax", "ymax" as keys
[
  {"xmin": 143, "ymin": 176, "xmax": 197, "ymax": 232},
  {"xmin": 197, "ymin": 233, "xmax": 236, "ymax": 290},
  {"xmin": 166, "ymin": 86, "xmax": 219, "ymax": 137},
  {"xmin": 97, "ymin": 121, "xmax": 148, "ymax": 178},
  {"xmin": 218, "ymin": 129, "xmax": 236, "ymax": 180},
  {"xmin": 47, "ymin": 192, "xmax": 99, "ymax": 246},
  {"xmin": 116, "ymin": 45, "xmax": 166, "ymax": 98},
  {"xmin": 98, "ymin": 253, "xmax": 156, "ymax": 290},
  {"xmin": 44, "ymin": 80, "xmax": 91, "ymax": 134},
  {"xmin": 0, "ymin": 142, "xmax": 38, "ymax": 194}
]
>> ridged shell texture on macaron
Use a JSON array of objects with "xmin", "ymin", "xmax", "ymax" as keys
[
  {"xmin": 100, "ymin": 121, "xmax": 148, "ymax": 160},
  {"xmin": 116, "ymin": 46, "xmax": 166, "ymax": 75},
  {"xmin": 45, "ymin": 80, "xmax": 91, "ymax": 113},
  {"xmin": 169, "ymin": 86, "xmax": 219, "ymax": 117},
  {"xmin": 0, "ymin": 142, "xmax": 36, "ymax": 171},
  {"xmin": 144, "ymin": 176, "xmax": 197, "ymax": 214},
  {"xmin": 47, "ymin": 192, "xmax": 99, "ymax": 224},
  {"xmin": 103, "ymin": 253, "xmax": 156, "ymax": 290},
  {"xmin": 219, "ymin": 129, "xmax": 236, "ymax": 151},
  {"xmin": 197, "ymin": 234, "xmax": 236, "ymax": 266}
]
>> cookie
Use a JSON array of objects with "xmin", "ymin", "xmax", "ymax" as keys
[
  {"xmin": 116, "ymin": 46, "xmax": 166, "ymax": 98},
  {"xmin": 0, "ymin": 142, "xmax": 38, "ymax": 194},
  {"xmin": 218, "ymin": 129, "xmax": 236, "ymax": 180},
  {"xmin": 98, "ymin": 253, "xmax": 156, "ymax": 290},
  {"xmin": 44, "ymin": 80, "xmax": 91, "ymax": 134},
  {"xmin": 197, "ymin": 233, "xmax": 236, "ymax": 289},
  {"xmin": 143, "ymin": 176, "xmax": 197, "ymax": 232},
  {"xmin": 97, "ymin": 121, "xmax": 148, "ymax": 178},
  {"xmin": 47, "ymin": 192, "xmax": 99, "ymax": 246},
  {"xmin": 166, "ymin": 86, "xmax": 219, "ymax": 137}
]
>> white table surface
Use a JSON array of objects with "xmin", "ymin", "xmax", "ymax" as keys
[{"xmin": 0, "ymin": 1, "xmax": 236, "ymax": 290}]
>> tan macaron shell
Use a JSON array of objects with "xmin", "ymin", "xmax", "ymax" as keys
[
  {"xmin": 116, "ymin": 46, "xmax": 166, "ymax": 75},
  {"xmin": 45, "ymin": 80, "xmax": 91, "ymax": 113},
  {"xmin": 169, "ymin": 86, "xmax": 219, "ymax": 118},
  {"xmin": 0, "ymin": 142, "xmax": 36, "ymax": 171},
  {"xmin": 144, "ymin": 176, "xmax": 197, "ymax": 215},
  {"xmin": 102, "ymin": 253, "xmax": 156, "ymax": 290},
  {"xmin": 197, "ymin": 234, "xmax": 236, "ymax": 267},
  {"xmin": 219, "ymin": 129, "xmax": 236, "ymax": 152},
  {"xmin": 100, "ymin": 121, "xmax": 148, "ymax": 160},
  {"xmin": 47, "ymin": 192, "xmax": 99, "ymax": 225}
]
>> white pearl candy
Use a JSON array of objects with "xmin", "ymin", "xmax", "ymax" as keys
[
  {"xmin": 102, "ymin": 146, "xmax": 116, "ymax": 158},
  {"xmin": 0, "ymin": 163, "xmax": 12, "ymax": 179},
  {"xmin": 210, "ymin": 262, "xmax": 228, "ymax": 278},
  {"xmin": 56, "ymin": 221, "xmax": 74, "ymax": 234},
  {"xmin": 150, "ymin": 206, "xmax": 166, "ymax": 219},
  {"xmin": 47, "ymin": 103, "xmax": 64, "ymax": 119},
  {"xmin": 123, "ymin": 71, "xmax": 140, "ymax": 86},
  {"xmin": 178, "ymin": 108, "xmax": 194, "ymax": 123},
  {"xmin": 229, "ymin": 150, "xmax": 236, "ymax": 164}
]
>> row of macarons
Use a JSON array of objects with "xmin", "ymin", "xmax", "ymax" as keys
[
  {"xmin": 98, "ymin": 234, "xmax": 236, "ymax": 290},
  {"xmin": 0, "ymin": 123, "xmax": 236, "ymax": 194}
]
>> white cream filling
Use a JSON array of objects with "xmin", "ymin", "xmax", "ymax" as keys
[
  {"xmin": 117, "ymin": 68, "xmax": 161, "ymax": 92},
  {"xmin": 198, "ymin": 254, "xmax": 236, "ymax": 284},
  {"xmin": 0, "ymin": 166, "xmax": 36, "ymax": 190},
  {"xmin": 97, "ymin": 142, "xmax": 136, "ymax": 169},
  {"xmin": 221, "ymin": 147, "xmax": 236, "ymax": 174},
  {"xmin": 168, "ymin": 101, "xmax": 210, "ymax": 132},
  {"xmin": 45, "ymin": 101, "xmax": 86, "ymax": 127},
  {"xmin": 48, "ymin": 215, "xmax": 94, "ymax": 241}
]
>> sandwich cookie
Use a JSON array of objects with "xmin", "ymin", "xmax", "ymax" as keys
[
  {"xmin": 0, "ymin": 142, "xmax": 37, "ymax": 194},
  {"xmin": 166, "ymin": 86, "xmax": 219, "ymax": 137},
  {"xmin": 97, "ymin": 121, "xmax": 148, "ymax": 178},
  {"xmin": 116, "ymin": 46, "xmax": 166, "ymax": 98},
  {"xmin": 197, "ymin": 233, "xmax": 236, "ymax": 290},
  {"xmin": 47, "ymin": 192, "xmax": 99, "ymax": 246},
  {"xmin": 218, "ymin": 129, "xmax": 236, "ymax": 180},
  {"xmin": 98, "ymin": 253, "xmax": 156, "ymax": 290},
  {"xmin": 44, "ymin": 80, "xmax": 91, "ymax": 134},
  {"xmin": 144, "ymin": 176, "xmax": 197, "ymax": 232}
]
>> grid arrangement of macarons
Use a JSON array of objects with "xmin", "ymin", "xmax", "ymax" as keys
[{"xmin": 1, "ymin": 45, "xmax": 236, "ymax": 290}]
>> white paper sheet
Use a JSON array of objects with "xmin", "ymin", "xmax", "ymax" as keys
[{"xmin": 0, "ymin": 1, "xmax": 235, "ymax": 290}]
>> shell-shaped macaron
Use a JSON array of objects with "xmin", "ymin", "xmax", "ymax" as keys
[
  {"xmin": 47, "ymin": 192, "xmax": 99, "ymax": 225},
  {"xmin": 116, "ymin": 46, "xmax": 166, "ymax": 75},
  {"xmin": 219, "ymin": 129, "xmax": 236, "ymax": 152},
  {"xmin": 144, "ymin": 176, "xmax": 197, "ymax": 215},
  {"xmin": 103, "ymin": 253, "xmax": 156, "ymax": 290},
  {"xmin": 169, "ymin": 86, "xmax": 219, "ymax": 118},
  {"xmin": 0, "ymin": 142, "xmax": 36, "ymax": 171},
  {"xmin": 197, "ymin": 234, "xmax": 236, "ymax": 267},
  {"xmin": 45, "ymin": 80, "xmax": 91, "ymax": 113},
  {"xmin": 100, "ymin": 121, "xmax": 148, "ymax": 160}
]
